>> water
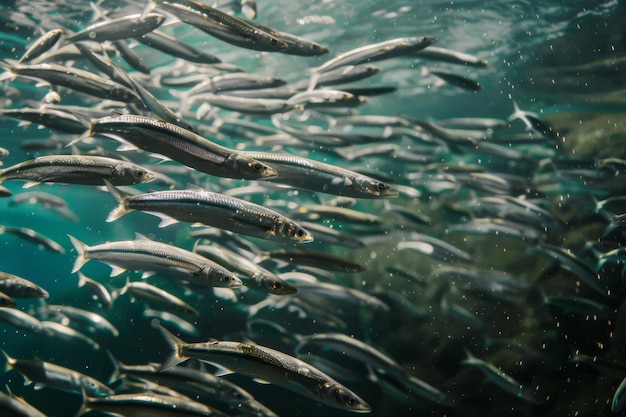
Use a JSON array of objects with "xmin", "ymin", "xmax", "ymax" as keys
[{"xmin": 0, "ymin": 0, "xmax": 625, "ymax": 416}]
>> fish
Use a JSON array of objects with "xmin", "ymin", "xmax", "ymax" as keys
[
  {"xmin": 0, "ymin": 271, "xmax": 49, "ymax": 298},
  {"xmin": 155, "ymin": 0, "xmax": 288, "ymax": 52},
  {"xmin": 461, "ymin": 350, "xmax": 538, "ymax": 404},
  {"xmin": 0, "ymin": 155, "xmax": 157, "ymax": 187},
  {"xmin": 77, "ymin": 391, "xmax": 226, "ymax": 417},
  {"xmin": 0, "ymin": 307, "xmax": 50, "ymax": 335},
  {"xmin": 194, "ymin": 244, "xmax": 297, "ymax": 295},
  {"xmin": 18, "ymin": 29, "xmax": 64, "ymax": 63},
  {"xmin": 0, "ymin": 107, "xmax": 91, "ymax": 134},
  {"xmin": 65, "ymin": 13, "xmax": 166, "ymax": 43},
  {"xmin": 240, "ymin": 151, "xmax": 398, "ymax": 198},
  {"xmin": 295, "ymin": 332, "xmax": 402, "ymax": 374},
  {"xmin": 259, "ymin": 248, "xmax": 366, "ymax": 272},
  {"xmin": 104, "ymin": 182, "xmax": 313, "ymax": 244},
  {"xmin": 142, "ymin": 308, "xmax": 200, "ymax": 336},
  {"xmin": 136, "ymin": 30, "xmax": 222, "ymax": 64},
  {"xmin": 423, "ymin": 67, "xmax": 483, "ymax": 91},
  {"xmin": 314, "ymin": 36, "xmax": 437, "ymax": 74},
  {"xmin": 77, "ymin": 271, "xmax": 114, "ymax": 310},
  {"xmin": 112, "ymin": 39, "xmax": 151, "ymax": 74},
  {"xmin": 0, "ymin": 389, "xmax": 48, "ymax": 417},
  {"xmin": 39, "ymin": 304, "xmax": 119, "ymax": 338},
  {"xmin": 117, "ymin": 280, "xmax": 200, "ymax": 316},
  {"xmin": 86, "ymin": 114, "xmax": 278, "ymax": 180},
  {"xmin": 155, "ymin": 325, "xmax": 372, "ymax": 413},
  {"xmin": 2, "ymin": 350, "xmax": 113, "ymax": 396},
  {"xmin": 40, "ymin": 321, "xmax": 101, "ymax": 350},
  {"xmin": 69, "ymin": 234, "xmax": 243, "ymax": 288},
  {"xmin": 396, "ymin": 233, "xmax": 474, "ymax": 264},
  {"xmin": 3, "ymin": 62, "xmax": 141, "ymax": 102},
  {"xmin": 0, "ymin": 226, "xmax": 65, "ymax": 254},
  {"xmin": 0, "ymin": 291, "xmax": 15, "ymax": 307},
  {"xmin": 413, "ymin": 45, "xmax": 488, "ymax": 67}
]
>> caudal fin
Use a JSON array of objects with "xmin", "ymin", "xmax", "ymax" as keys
[
  {"xmin": 104, "ymin": 180, "xmax": 131, "ymax": 222},
  {"xmin": 68, "ymin": 235, "xmax": 89, "ymax": 273},
  {"xmin": 152, "ymin": 321, "xmax": 187, "ymax": 371}
]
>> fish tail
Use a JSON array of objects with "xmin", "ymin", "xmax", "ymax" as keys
[
  {"xmin": 104, "ymin": 180, "xmax": 131, "ymax": 222},
  {"xmin": 68, "ymin": 235, "xmax": 89, "ymax": 273},
  {"xmin": 76, "ymin": 271, "xmax": 88, "ymax": 288},
  {"xmin": 152, "ymin": 321, "xmax": 186, "ymax": 371},
  {"xmin": 1, "ymin": 349, "xmax": 16, "ymax": 373},
  {"xmin": 106, "ymin": 350, "xmax": 122, "ymax": 384}
]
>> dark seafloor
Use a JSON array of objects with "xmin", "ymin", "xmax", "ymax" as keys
[{"xmin": 0, "ymin": 0, "xmax": 626, "ymax": 416}]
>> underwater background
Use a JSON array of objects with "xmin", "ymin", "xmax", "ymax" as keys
[{"xmin": 1, "ymin": 0, "xmax": 626, "ymax": 416}]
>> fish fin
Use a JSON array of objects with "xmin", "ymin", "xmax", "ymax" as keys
[
  {"xmin": 153, "ymin": 322, "xmax": 187, "ymax": 371},
  {"xmin": 141, "ymin": 271, "xmax": 155, "ymax": 279},
  {"xmin": 68, "ymin": 235, "xmax": 89, "ymax": 273},
  {"xmin": 22, "ymin": 181, "xmax": 41, "ymax": 189},
  {"xmin": 104, "ymin": 180, "xmax": 131, "ymax": 222},
  {"xmin": 148, "ymin": 153, "xmax": 172, "ymax": 164},
  {"xmin": 1, "ymin": 349, "xmax": 15, "ymax": 373},
  {"xmin": 118, "ymin": 276, "xmax": 131, "ymax": 296},
  {"xmin": 64, "ymin": 128, "xmax": 92, "ymax": 148},
  {"xmin": 134, "ymin": 232, "xmax": 152, "ymax": 241},
  {"xmin": 77, "ymin": 271, "xmax": 88, "ymax": 288},
  {"xmin": 109, "ymin": 265, "xmax": 127, "ymax": 277},
  {"xmin": 252, "ymin": 378, "xmax": 272, "ymax": 385},
  {"xmin": 143, "ymin": 211, "xmax": 179, "ymax": 228},
  {"xmin": 212, "ymin": 364, "xmax": 234, "ymax": 377}
]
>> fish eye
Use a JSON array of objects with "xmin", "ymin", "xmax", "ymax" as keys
[
  {"xmin": 376, "ymin": 182, "xmax": 386, "ymax": 192},
  {"xmin": 296, "ymin": 229, "xmax": 305, "ymax": 237},
  {"xmin": 222, "ymin": 275, "xmax": 230, "ymax": 282},
  {"xmin": 270, "ymin": 38, "xmax": 278, "ymax": 45},
  {"xmin": 136, "ymin": 170, "xmax": 144, "ymax": 177},
  {"xmin": 252, "ymin": 163, "xmax": 262, "ymax": 172}
]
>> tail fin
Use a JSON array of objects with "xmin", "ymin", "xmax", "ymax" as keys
[
  {"xmin": 1, "ymin": 349, "xmax": 16, "ymax": 373},
  {"xmin": 104, "ymin": 180, "xmax": 131, "ymax": 222},
  {"xmin": 68, "ymin": 235, "xmax": 89, "ymax": 273},
  {"xmin": 152, "ymin": 321, "xmax": 187, "ymax": 371}
]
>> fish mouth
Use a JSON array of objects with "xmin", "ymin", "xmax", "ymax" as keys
[
  {"xmin": 299, "ymin": 233, "xmax": 314, "ymax": 243},
  {"xmin": 382, "ymin": 187, "xmax": 400, "ymax": 198},
  {"xmin": 349, "ymin": 401, "xmax": 372, "ymax": 413},
  {"xmin": 261, "ymin": 165, "xmax": 278, "ymax": 178}
]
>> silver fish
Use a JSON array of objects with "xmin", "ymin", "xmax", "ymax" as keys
[
  {"xmin": 65, "ymin": 13, "xmax": 166, "ymax": 43},
  {"xmin": 461, "ymin": 350, "xmax": 538, "ymax": 404},
  {"xmin": 136, "ymin": 30, "xmax": 222, "ymax": 64},
  {"xmin": 5, "ymin": 62, "xmax": 141, "ymax": 102},
  {"xmin": 156, "ymin": 325, "xmax": 371, "ymax": 413},
  {"xmin": 0, "ymin": 155, "xmax": 157, "ymax": 187},
  {"xmin": 0, "ymin": 271, "xmax": 49, "ymax": 298},
  {"xmin": 0, "ymin": 226, "xmax": 65, "ymax": 254},
  {"xmin": 194, "ymin": 244, "xmax": 297, "ymax": 295},
  {"xmin": 2, "ymin": 350, "xmax": 112, "ymax": 397},
  {"xmin": 87, "ymin": 114, "xmax": 278, "ymax": 180},
  {"xmin": 118, "ymin": 280, "xmax": 200, "ymax": 316},
  {"xmin": 242, "ymin": 151, "xmax": 398, "ymax": 198},
  {"xmin": 18, "ymin": 29, "xmax": 64, "ymax": 63},
  {"xmin": 155, "ymin": 0, "xmax": 287, "ymax": 52},
  {"xmin": 77, "ymin": 271, "xmax": 114, "ymax": 310},
  {"xmin": 0, "ymin": 390, "xmax": 47, "ymax": 417},
  {"xmin": 69, "ymin": 234, "xmax": 242, "ymax": 288}
]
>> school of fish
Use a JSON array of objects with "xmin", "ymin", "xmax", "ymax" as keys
[{"xmin": 0, "ymin": 1, "xmax": 625, "ymax": 417}]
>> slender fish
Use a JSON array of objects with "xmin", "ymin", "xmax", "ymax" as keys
[{"xmin": 156, "ymin": 325, "xmax": 371, "ymax": 413}]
